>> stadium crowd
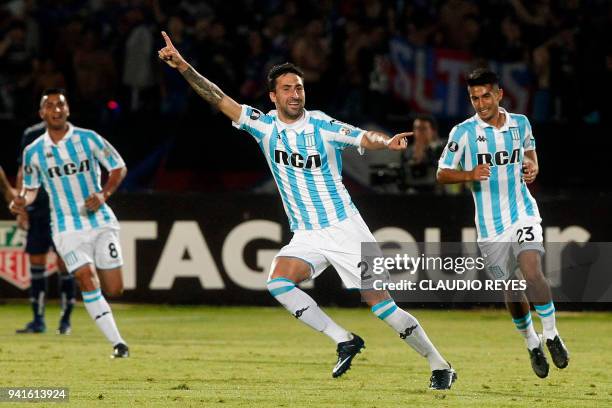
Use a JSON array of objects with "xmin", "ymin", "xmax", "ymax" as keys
[{"xmin": 0, "ymin": 0, "xmax": 610, "ymax": 192}]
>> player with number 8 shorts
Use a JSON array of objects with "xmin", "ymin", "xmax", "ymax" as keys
[
  {"xmin": 437, "ymin": 68, "xmax": 569, "ymax": 379},
  {"xmin": 10, "ymin": 88, "xmax": 130, "ymax": 359}
]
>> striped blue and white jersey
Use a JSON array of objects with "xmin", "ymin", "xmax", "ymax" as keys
[
  {"xmin": 22, "ymin": 123, "xmax": 125, "ymax": 236},
  {"xmin": 233, "ymin": 105, "xmax": 365, "ymax": 231},
  {"xmin": 438, "ymin": 108, "xmax": 540, "ymax": 240}
]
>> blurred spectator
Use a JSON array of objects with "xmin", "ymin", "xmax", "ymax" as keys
[
  {"xmin": 262, "ymin": 13, "xmax": 290, "ymax": 62},
  {"xmin": 360, "ymin": 26, "xmax": 391, "ymax": 122},
  {"xmin": 32, "ymin": 58, "xmax": 66, "ymax": 98},
  {"xmin": 401, "ymin": 114, "xmax": 445, "ymax": 194},
  {"xmin": 438, "ymin": 0, "xmax": 480, "ymax": 51},
  {"xmin": 73, "ymin": 27, "xmax": 116, "ymax": 122},
  {"xmin": 160, "ymin": 14, "xmax": 192, "ymax": 116},
  {"xmin": 291, "ymin": 18, "xmax": 330, "ymax": 107},
  {"xmin": 0, "ymin": 0, "xmax": 607, "ymax": 193},
  {"xmin": 0, "ymin": 20, "xmax": 33, "ymax": 118},
  {"xmin": 495, "ymin": 15, "xmax": 528, "ymax": 62},
  {"xmin": 122, "ymin": 7, "xmax": 157, "ymax": 112},
  {"xmin": 239, "ymin": 30, "xmax": 270, "ymax": 105},
  {"xmin": 509, "ymin": 0, "xmax": 560, "ymax": 47},
  {"xmin": 193, "ymin": 19, "xmax": 239, "ymax": 97}
]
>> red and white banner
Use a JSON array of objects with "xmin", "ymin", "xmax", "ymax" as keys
[{"xmin": 388, "ymin": 37, "xmax": 533, "ymax": 118}]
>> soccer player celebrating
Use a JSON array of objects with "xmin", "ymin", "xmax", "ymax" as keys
[
  {"xmin": 10, "ymin": 88, "xmax": 130, "ymax": 358},
  {"xmin": 13, "ymin": 121, "xmax": 76, "ymax": 335},
  {"xmin": 159, "ymin": 32, "xmax": 456, "ymax": 389},
  {"xmin": 436, "ymin": 68, "xmax": 569, "ymax": 378}
]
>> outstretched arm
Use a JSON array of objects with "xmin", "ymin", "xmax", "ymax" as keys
[
  {"xmin": 361, "ymin": 130, "xmax": 411, "ymax": 151},
  {"xmin": 158, "ymin": 31, "xmax": 241, "ymax": 122}
]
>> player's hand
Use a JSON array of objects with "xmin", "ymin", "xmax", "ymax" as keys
[
  {"xmin": 158, "ymin": 31, "xmax": 188, "ymax": 72},
  {"xmin": 386, "ymin": 132, "xmax": 412, "ymax": 151},
  {"xmin": 17, "ymin": 212, "xmax": 29, "ymax": 230},
  {"xmin": 9, "ymin": 196, "xmax": 26, "ymax": 216},
  {"xmin": 470, "ymin": 164, "xmax": 491, "ymax": 181},
  {"xmin": 85, "ymin": 192, "xmax": 105, "ymax": 212},
  {"xmin": 522, "ymin": 159, "xmax": 538, "ymax": 184}
]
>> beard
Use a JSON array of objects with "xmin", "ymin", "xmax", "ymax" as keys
[{"xmin": 279, "ymin": 103, "xmax": 304, "ymax": 120}]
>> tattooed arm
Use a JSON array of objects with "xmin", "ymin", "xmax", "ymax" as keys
[{"xmin": 158, "ymin": 31, "xmax": 241, "ymax": 122}]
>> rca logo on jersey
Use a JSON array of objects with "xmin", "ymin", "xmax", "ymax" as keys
[
  {"xmin": 274, "ymin": 150, "xmax": 321, "ymax": 169},
  {"xmin": 477, "ymin": 149, "xmax": 520, "ymax": 166},
  {"xmin": 47, "ymin": 159, "xmax": 91, "ymax": 178}
]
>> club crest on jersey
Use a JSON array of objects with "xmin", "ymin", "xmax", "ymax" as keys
[
  {"xmin": 511, "ymin": 128, "xmax": 520, "ymax": 141},
  {"xmin": 73, "ymin": 142, "xmax": 85, "ymax": 153},
  {"xmin": 304, "ymin": 133, "xmax": 315, "ymax": 147},
  {"xmin": 274, "ymin": 150, "xmax": 321, "ymax": 169}
]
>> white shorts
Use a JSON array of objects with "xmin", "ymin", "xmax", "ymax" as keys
[
  {"xmin": 53, "ymin": 227, "xmax": 124, "ymax": 273},
  {"xmin": 478, "ymin": 217, "xmax": 544, "ymax": 281},
  {"xmin": 273, "ymin": 214, "xmax": 376, "ymax": 289}
]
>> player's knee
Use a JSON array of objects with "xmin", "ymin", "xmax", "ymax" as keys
[
  {"xmin": 73, "ymin": 266, "xmax": 97, "ymax": 291},
  {"xmin": 361, "ymin": 289, "xmax": 392, "ymax": 308},
  {"xmin": 523, "ymin": 270, "xmax": 546, "ymax": 287},
  {"xmin": 29, "ymin": 254, "xmax": 46, "ymax": 266},
  {"xmin": 269, "ymin": 258, "xmax": 311, "ymax": 283},
  {"xmin": 104, "ymin": 285, "xmax": 124, "ymax": 297},
  {"xmin": 269, "ymin": 265, "xmax": 291, "ymax": 281}
]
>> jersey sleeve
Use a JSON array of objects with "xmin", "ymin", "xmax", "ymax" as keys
[
  {"xmin": 314, "ymin": 113, "xmax": 365, "ymax": 153},
  {"xmin": 438, "ymin": 125, "xmax": 468, "ymax": 170},
  {"xmin": 522, "ymin": 116, "xmax": 536, "ymax": 151},
  {"xmin": 89, "ymin": 133, "xmax": 126, "ymax": 171},
  {"xmin": 232, "ymin": 104, "xmax": 274, "ymax": 142},
  {"xmin": 22, "ymin": 147, "xmax": 41, "ymax": 189}
]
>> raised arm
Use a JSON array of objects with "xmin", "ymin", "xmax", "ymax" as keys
[{"xmin": 157, "ymin": 31, "xmax": 241, "ymax": 122}]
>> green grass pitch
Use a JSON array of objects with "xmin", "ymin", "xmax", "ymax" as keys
[{"xmin": 0, "ymin": 304, "xmax": 610, "ymax": 407}]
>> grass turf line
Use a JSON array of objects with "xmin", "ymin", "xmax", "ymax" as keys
[{"xmin": 0, "ymin": 304, "xmax": 610, "ymax": 407}]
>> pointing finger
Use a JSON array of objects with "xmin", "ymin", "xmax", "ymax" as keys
[
  {"xmin": 395, "ymin": 132, "xmax": 414, "ymax": 138},
  {"xmin": 161, "ymin": 31, "xmax": 174, "ymax": 48}
]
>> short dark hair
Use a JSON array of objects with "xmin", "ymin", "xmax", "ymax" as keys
[
  {"xmin": 40, "ymin": 88, "xmax": 67, "ymax": 107},
  {"xmin": 267, "ymin": 63, "xmax": 304, "ymax": 92},
  {"xmin": 413, "ymin": 114, "xmax": 438, "ymax": 131},
  {"xmin": 466, "ymin": 68, "xmax": 499, "ymax": 87}
]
